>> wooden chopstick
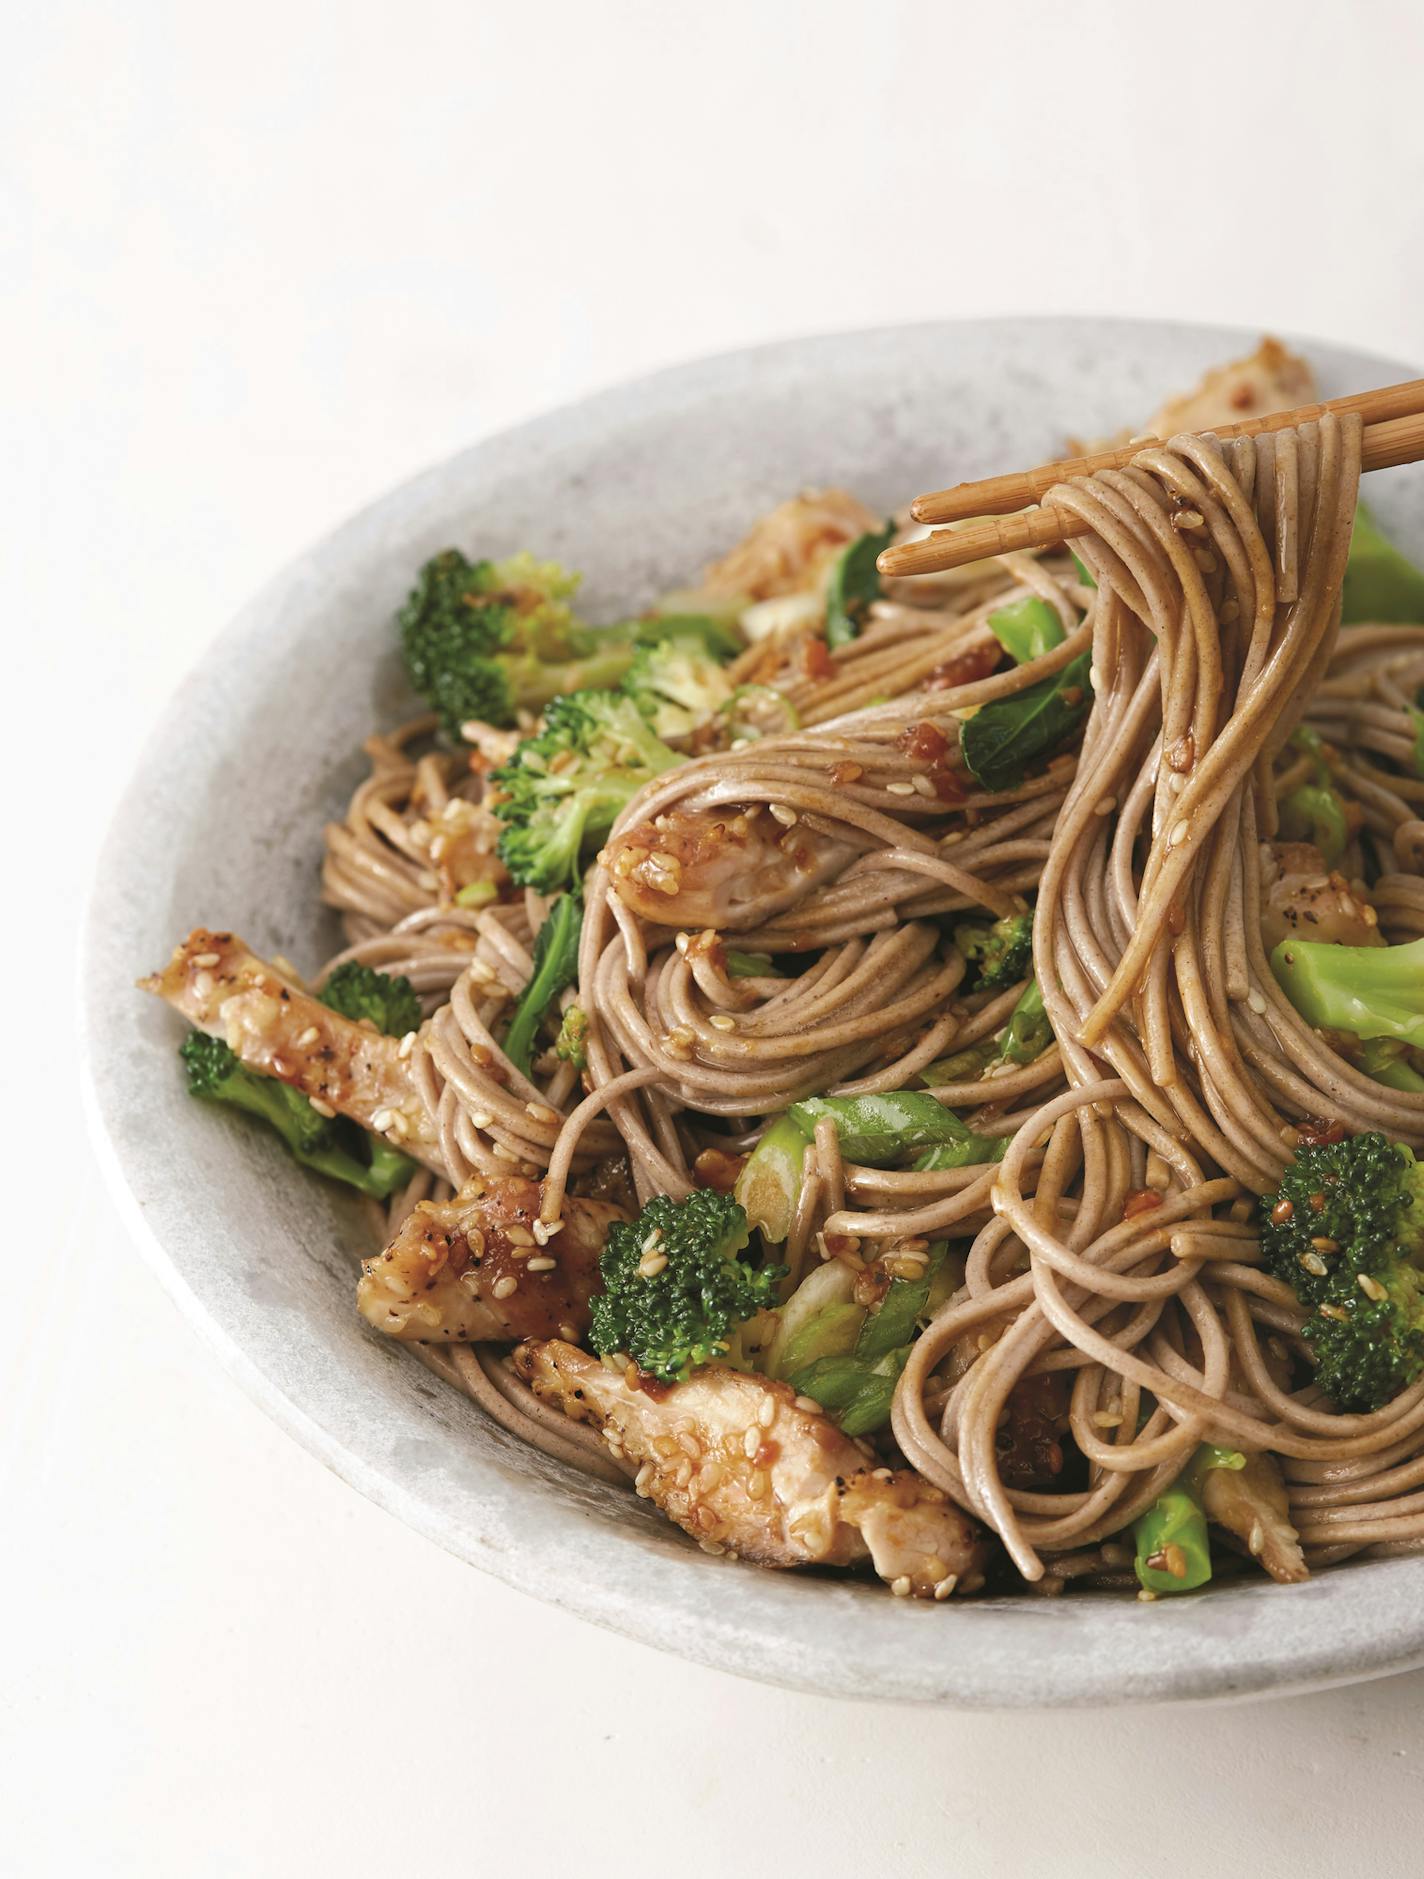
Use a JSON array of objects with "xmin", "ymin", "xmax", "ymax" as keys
[{"xmin": 880, "ymin": 382, "xmax": 1424, "ymax": 581}]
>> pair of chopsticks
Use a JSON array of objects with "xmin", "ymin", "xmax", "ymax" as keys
[{"xmin": 878, "ymin": 378, "xmax": 1424, "ymax": 580}]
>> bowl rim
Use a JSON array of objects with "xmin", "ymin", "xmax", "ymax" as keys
[{"xmin": 83, "ymin": 313, "xmax": 1424, "ymax": 1707}]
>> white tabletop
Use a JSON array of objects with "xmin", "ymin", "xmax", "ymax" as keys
[{"xmin": 8, "ymin": 3, "xmax": 1424, "ymax": 1871}]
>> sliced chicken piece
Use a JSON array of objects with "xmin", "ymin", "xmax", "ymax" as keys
[
  {"xmin": 1144, "ymin": 337, "xmax": 1316, "ymax": 438},
  {"xmin": 513, "ymin": 1339, "xmax": 989, "ymax": 1597},
  {"xmin": 1201, "ymin": 1451, "xmax": 1309, "ymax": 1585},
  {"xmin": 602, "ymin": 805, "xmax": 854, "ymax": 931},
  {"xmin": 357, "ymin": 1175, "xmax": 626, "ymax": 1343},
  {"xmin": 698, "ymin": 488, "xmax": 882, "ymax": 604},
  {"xmin": 142, "ymin": 927, "xmax": 443, "ymax": 1172},
  {"xmin": 1259, "ymin": 842, "xmax": 1382, "ymax": 952}
]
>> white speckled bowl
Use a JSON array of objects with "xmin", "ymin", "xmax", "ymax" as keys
[{"xmin": 84, "ymin": 318, "xmax": 1424, "ymax": 1705}]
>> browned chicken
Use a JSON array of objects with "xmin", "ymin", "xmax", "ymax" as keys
[
  {"xmin": 141, "ymin": 927, "xmax": 444, "ymax": 1172},
  {"xmin": 602, "ymin": 805, "xmax": 853, "ymax": 931},
  {"xmin": 1201, "ymin": 1452, "xmax": 1308, "ymax": 1584},
  {"xmin": 1143, "ymin": 336, "xmax": 1316, "ymax": 439},
  {"xmin": 357, "ymin": 1175, "xmax": 626, "ymax": 1343},
  {"xmin": 698, "ymin": 488, "xmax": 882, "ymax": 603},
  {"xmin": 1259, "ymin": 843, "xmax": 1382, "ymax": 952},
  {"xmin": 514, "ymin": 1339, "xmax": 989, "ymax": 1597}
]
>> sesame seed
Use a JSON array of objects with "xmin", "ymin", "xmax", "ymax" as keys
[
  {"xmin": 270, "ymin": 1058, "xmax": 288, "ymax": 1077},
  {"xmin": 1247, "ymin": 990, "xmax": 1267, "ymax": 1015},
  {"xmin": 1168, "ymin": 819, "xmax": 1190, "ymax": 847},
  {"xmin": 1094, "ymin": 796, "xmax": 1116, "ymax": 816},
  {"xmin": 1172, "ymin": 508, "xmax": 1205, "ymax": 531},
  {"xmin": 469, "ymin": 1110, "xmax": 493, "ymax": 1130},
  {"xmin": 793, "ymin": 1396, "xmax": 822, "ymax": 1415},
  {"xmin": 933, "ymin": 1575, "xmax": 958, "ymax": 1601},
  {"xmin": 910, "ymin": 774, "xmax": 938, "ymax": 798},
  {"xmin": 1311, "ymin": 1237, "xmax": 1340, "ymax": 1254},
  {"xmin": 491, "ymin": 1276, "xmax": 518, "ymax": 1300},
  {"xmin": 192, "ymin": 971, "xmax": 214, "ymax": 1000},
  {"xmin": 743, "ymin": 1426, "xmax": 761, "ymax": 1459},
  {"xmin": 526, "ymin": 1101, "xmax": 558, "ymax": 1124},
  {"xmin": 531, "ymin": 1217, "xmax": 559, "ymax": 1245},
  {"xmin": 640, "ymin": 1229, "xmax": 663, "ymax": 1256},
  {"xmin": 890, "ymin": 1576, "xmax": 912, "ymax": 1597},
  {"xmin": 397, "ymin": 1030, "xmax": 417, "ymax": 1059},
  {"xmin": 757, "ymin": 1395, "xmax": 776, "ymax": 1428},
  {"xmin": 748, "ymin": 1470, "xmax": 770, "ymax": 1501},
  {"xmin": 769, "ymin": 803, "xmax": 797, "ymax": 826},
  {"xmin": 886, "ymin": 781, "xmax": 916, "ymax": 796},
  {"xmin": 309, "ymin": 1097, "xmax": 336, "ymax": 1119},
  {"xmin": 1359, "ymin": 1273, "xmax": 1387, "ymax": 1302},
  {"xmin": 491, "ymin": 1143, "xmax": 519, "ymax": 1161},
  {"xmin": 674, "ymin": 932, "xmax": 690, "ymax": 953},
  {"xmin": 709, "ymin": 1014, "xmax": 736, "ymax": 1032},
  {"xmin": 505, "ymin": 1225, "xmax": 535, "ymax": 1247},
  {"xmin": 1248, "ymin": 1522, "xmax": 1265, "ymax": 1556},
  {"xmin": 1299, "ymin": 1250, "xmax": 1328, "ymax": 1277},
  {"xmin": 296, "ymin": 1026, "xmax": 320, "ymax": 1047},
  {"xmin": 371, "ymin": 1108, "xmax": 394, "ymax": 1132},
  {"xmin": 386, "ymin": 1111, "xmax": 409, "ymax": 1138},
  {"xmin": 558, "ymin": 1321, "xmax": 578, "ymax": 1340},
  {"xmin": 1137, "ymin": 1588, "xmax": 1159, "ymax": 1603},
  {"xmin": 192, "ymin": 951, "xmax": 221, "ymax": 968},
  {"xmin": 638, "ymin": 1252, "xmax": 668, "ymax": 1279}
]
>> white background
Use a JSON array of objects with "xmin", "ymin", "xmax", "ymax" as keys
[{"xmin": 7, "ymin": 3, "xmax": 1424, "ymax": 1872}]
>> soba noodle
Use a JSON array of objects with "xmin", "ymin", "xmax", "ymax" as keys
[{"xmin": 307, "ymin": 404, "xmax": 1424, "ymax": 1594}]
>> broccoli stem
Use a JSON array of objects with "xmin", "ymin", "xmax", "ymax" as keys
[
  {"xmin": 1133, "ymin": 1446, "xmax": 1244, "ymax": 1595},
  {"xmin": 503, "ymin": 893, "xmax": 583, "ymax": 1073}
]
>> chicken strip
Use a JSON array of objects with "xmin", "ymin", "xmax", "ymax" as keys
[
  {"xmin": 142, "ymin": 927, "xmax": 443, "ymax": 1172},
  {"xmin": 357, "ymin": 1175, "xmax": 626, "ymax": 1343},
  {"xmin": 1143, "ymin": 337, "xmax": 1315, "ymax": 439},
  {"xmin": 1259, "ymin": 843, "xmax": 1381, "ymax": 952},
  {"xmin": 1201, "ymin": 1452, "xmax": 1309, "ymax": 1585},
  {"xmin": 514, "ymin": 1339, "xmax": 989, "ymax": 1597},
  {"xmin": 603, "ymin": 805, "xmax": 854, "ymax": 932},
  {"xmin": 699, "ymin": 488, "xmax": 882, "ymax": 604}
]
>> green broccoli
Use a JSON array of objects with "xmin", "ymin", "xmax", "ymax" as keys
[
  {"xmin": 502, "ymin": 893, "xmax": 582, "ymax": 1074},
  {"xmin": 178, "ymin": 1031, "xmax": 415, "ymax": 1198},
  {"xmin": 319, "ymin": 961, "xmax": 422, "ymax": 1036},
  {"xmin": 1270, "ymin": 934, "xmax": 1424, "ymax": 1091},
  {"xmin": 588, "ymin": 1189, "xmax": 784, "ymax": 1382},
  {"xmin": 1341, "ymin": 504, "xmax": 1424, "ymax": 626},
  {"xmin": 622, "ymin": 628, "xmax": 735, "ymax": 742},
  {"xmin": 491, "ymin": 690, "xmax": 682, "ymax": 890},
  {"xmin": 954, "ymin": 911, "xmax": 1034, "ymax": 992},
  {"xmin": 554, "ymin": 1003, "xmax": 589, "ymax": 1070},
  {"xmin": 399, "ymin": 549, "xmax": 636, "ymax": 735},
  {"xmin": 1261, "ymin": 1132, "xmax": 1424, "ymax": 1411},
  {"xmin": 775, "ymin": 1244, "xmax": 950, "ymax": 1436},
  {"xmin": 1133, "ymin": 1445, "xmax": 1246, "ymax": 1595},
  {"xmin": 1277, "ymin": 727, "xmax": 1350, "ymax": 866},
  {"xmin": 921, "ymin": 976, "xmax": 1054, "ymax": 1085}
]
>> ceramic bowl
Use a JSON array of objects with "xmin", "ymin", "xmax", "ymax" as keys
[{"xmin": 84, "ymin": 317, "xmax": 1424, "ymax": 1705}]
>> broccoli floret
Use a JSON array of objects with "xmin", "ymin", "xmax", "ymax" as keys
[
  {"xmin": 179, "ymin": 1031, "xmax": 415, "ymax": 1198},
  {"xmin": 319, "ymin": 961, "xmax": 422, "ymax": 1036},
  {"xmin": 399, "ymin": 549, "xmax": 635, "ymax": 734},
  {"xmin": 622, "ymin": 630, "xmax": 735, "ymax": 742},
  {"xmin": 491, "ymin": 690, "xmax": 682, "ymax": 890},
  {"xmin": 588, "ymin": 1189, "xmax": 784, "ymax": 1382},
  {"xmin": 1261, "ymin": 1132, "xmax": 1424, "ymax": 1410},
  {"xmin": 554, "ymin": 1003, "xmax": 589, "ymax": 1070},
  {"xmin": 1270, "ymin": 935, "xmax": 1424, "ymax": 1091},
  {"xmin": 954, "ymin": 911, "xmax": 1034, "ymax": 992}
]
